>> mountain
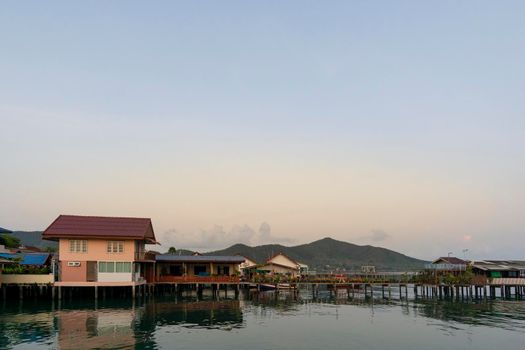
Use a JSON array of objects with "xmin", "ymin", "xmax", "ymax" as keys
[
  {"xmin": 205, "ymin": 237, "xmax": 427, "ymax": 272},
  {"xmin": 9, "ymin": 231, "xmax": 58, "ymax": 250}
]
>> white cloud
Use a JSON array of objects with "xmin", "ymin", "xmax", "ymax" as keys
[
  {"xmin": 158, "ymin": 222, "xmax": 293, "ymax": 252},
  {"xmin": 359, "ymin": 229, "xmax": 391, "ymax": 242}
]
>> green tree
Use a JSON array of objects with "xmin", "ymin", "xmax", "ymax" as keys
[
  {"xmin": 168, "ymin": 246, "xmax": 177, "ymax": 254},
  {"xmin": 0, "ymin": 234, "xmax": 21, "ymax": 248}
]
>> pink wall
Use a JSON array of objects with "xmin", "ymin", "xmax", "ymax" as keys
[
  {"xmin": 61, "ymin": 261, "xmax": 87, "ymax": 282},
  {"xmin": 59, "ymin": 239, "xmax": 136, "ymax": 262}
]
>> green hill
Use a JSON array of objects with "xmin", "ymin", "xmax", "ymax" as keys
[
  {"xmin": 205, "ymin": 237, "xmax": 427, "ymax": 272},
  {"xmin": 9, "ymin": 231, "xmax": 58, "ymax": 250}
]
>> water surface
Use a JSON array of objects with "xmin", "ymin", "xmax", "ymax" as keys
[{"xmin": 1, "ymin": 290, "xmax": 525, "ymax": 349}]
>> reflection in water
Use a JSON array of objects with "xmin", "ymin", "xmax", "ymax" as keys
[{"xmin": 1, "ymin": 291, "xmax": 525, "ymax": 349}]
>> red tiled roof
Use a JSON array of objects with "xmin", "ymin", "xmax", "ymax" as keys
[{"xmin": 42, "ymin": 215, "xmax": 157, "ymax": 243}]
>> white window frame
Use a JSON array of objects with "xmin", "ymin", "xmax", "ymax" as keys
[
  {"xmin": 69, "ymin": 240, "xmax": 87, "ymax": 253},
  {"xmin": 107, "ymin": 241, "xmax": 124, "ymax": 254}
]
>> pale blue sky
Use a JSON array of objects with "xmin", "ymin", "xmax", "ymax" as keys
[{"xmin": 1, "ymin": 1, "xmax": 524, "ymax": 259}]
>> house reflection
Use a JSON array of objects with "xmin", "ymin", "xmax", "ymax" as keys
[
  {"xmin": 55, "ymin": 309, "xmax": 138, "ymax": 349},
  {"xmin": 53, "ymin": 298, "xmax": 243, "ymax": 349}
]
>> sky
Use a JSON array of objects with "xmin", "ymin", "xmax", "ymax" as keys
[{"xmin": 1, "ymin": 1, "xmax": 524, "ymax": 260}]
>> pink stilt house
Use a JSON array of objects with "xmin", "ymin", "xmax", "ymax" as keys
[{"xmin": 43, "ymin": 215, "xmax": 158, "ymax": 287}]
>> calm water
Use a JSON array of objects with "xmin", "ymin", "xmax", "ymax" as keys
[{"xmin": 1, "ymin": 289, "xmax": 525, "ymax": 350}]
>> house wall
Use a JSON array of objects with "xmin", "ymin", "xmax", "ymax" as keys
[
  {"xmin": 59, "ymin": 239, "xmax": 136, "ymax": 262},
  {"xmin": 61, "ymin": 261, "xmax": 87, "ymax": 282},
  {"xmin": 0, "ymin": 274, "xmax": 54, "ymax": 284},
  {"xmin": 259, "ymin": 263, "xmax": 299, "ymax": 276},
  {"xmin": 268, "ymin": 254, "xmax": 297, "ymax": 269},
  {"xmin": 240, "ymin": 259, "xmax": 257, "ymax": 270},
  {"xmin": 98, "ymin": 272, "xmax": 133, "ymax": 282}
]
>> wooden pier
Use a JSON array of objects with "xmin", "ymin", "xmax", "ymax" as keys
[{"xmin": 2, "ymin": 280, "xmax": 525, "ymax": 301}]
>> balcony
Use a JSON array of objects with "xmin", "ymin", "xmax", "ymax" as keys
[{"xmin": 157, "ymin": 275, "xmax": 240, "ymax": 284}]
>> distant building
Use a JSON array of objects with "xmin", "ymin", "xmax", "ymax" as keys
[
  {"xmin": 361, "ymin": 265, "xmax": 376, "ymax": 274},
  {"xmin": 0, "ymin": 252, "xmax": 52, "ymax": 266},
  {"xmin": 42, "ymin": 215, "xmax": 158, "ymax": 286},
  {"xmin": 425, "ymin": 257, "xmax": 468, "ymax": 273},
  {"xmin": 471, "ymin": 260, "xmax": 525, "ymax": 279},
  {"xmin": 257, "ymin": 253, "xmax": 307, "ymax": 277},
  {"xmin": 239, "ymin": 256, "xmax": 257, "ymax": 276}
]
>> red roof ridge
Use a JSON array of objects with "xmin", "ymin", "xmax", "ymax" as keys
[{"xmin": 58, "ymin": 214, "xmax": 152, "ymax": 220}]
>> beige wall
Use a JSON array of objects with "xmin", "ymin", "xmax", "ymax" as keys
[
  {"xmin": 0, "ymin": 274, "xmax": 54, "ymax": 284},
  {"xmin": 259, "ymin": 263, "xmax": 299, "ymax": 276},
  {"xmin": 59, "ymin": 239, "xmax": 136, "ymax": 262},
  {"xmin": 268, "ymin": 254, "xmax": 298, "ymax": 269},
  {"xmin": 240, "ymin": 258, "xmax": 257, "ymax": 270}
]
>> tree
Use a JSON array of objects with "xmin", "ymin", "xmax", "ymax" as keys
[
  {"xmin": 168, "ymin": 246, "xmax": 177, "ymax": 254},
  {"xmin": 0, "ymin": 234, "xmax": 21, "ymax": 248}
]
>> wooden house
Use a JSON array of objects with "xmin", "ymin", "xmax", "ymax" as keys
[{"xmin": 155, "ymin": 255, "xmax": 245, "ymax": 283}]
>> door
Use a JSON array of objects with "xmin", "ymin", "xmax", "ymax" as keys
[{"xmin": 86, "ymin": 261, "xmax": 97, "ymax": 282}]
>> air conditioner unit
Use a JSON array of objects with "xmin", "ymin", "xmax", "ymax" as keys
[{"xmin": 67, "ymin": 261, "xmax": 81, "ymax": 267}]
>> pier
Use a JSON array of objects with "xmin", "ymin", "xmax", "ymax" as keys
[{"xmin": 3, "ymin": 279, "xmax": 525, "ymax": 302}]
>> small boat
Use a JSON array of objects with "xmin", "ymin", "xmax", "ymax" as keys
[{"xmin": 258, "ymin": 284, "xmax": 277, "ymax": 291}]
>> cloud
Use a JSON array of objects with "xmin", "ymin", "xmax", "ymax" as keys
[
  {"xmin": 360, "ymin": 229, "xmax": 391, "ymax": 242},
  {"xmin": 158, "ymin": 222, "xmax": 293, "ymax": 251}
]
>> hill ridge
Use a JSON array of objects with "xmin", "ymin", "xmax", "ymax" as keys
[{"xmin": 205, "ymin": 237, "xmax": 427, "ymax": 272}]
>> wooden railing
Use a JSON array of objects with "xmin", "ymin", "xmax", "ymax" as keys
[
  {"xmin": 157, "ymin": 275, "xmax": 240, "ymax": 283},
  {"xmin": 490, "ymin": 278, "xmax": 525, "ymax": 285}
]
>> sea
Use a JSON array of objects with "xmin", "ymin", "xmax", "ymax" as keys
[{"xmin": 1, "ymin": 287, "xmax": 525, "ymax": 349}]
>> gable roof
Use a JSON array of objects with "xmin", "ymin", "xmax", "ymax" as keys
[
  {"xmin": 471, "ymin": 260, "xmax": 525, "ymax": 271},
  {"xmin": 42, "ymin": 215, "xmax": 157, "ymax": 244},
  {"xmin": 239, "ymin": 255, "xmax": 257, "ymax": 265},
  {"xmin": 432, "ymin": 257, "xmax": 467, "ymax": 265},
  {"xmin": 267, "ymin": 252, "xmax": 300, "ymax": 267}
]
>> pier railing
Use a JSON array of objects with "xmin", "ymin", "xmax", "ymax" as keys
[{"xmin": 156, "ymin": 275, "xmax": 240, "ymax": 283}]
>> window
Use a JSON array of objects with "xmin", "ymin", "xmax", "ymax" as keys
[
  {"xmin": 69, "ymin": 240, "xmax": 87, "ymax": 253},
  {"xmin": 107, "ymin": 241, "xmax": 124, "ymax": 253},
  {"xmin": 99, "ymin": 261, "xmax": 131, "ymax": 273},
  {"xmin": 99, "ymin": 261, "xmax": 115, "ymax": 273},
  {"xmin": 116, "ymin": 262, "xmax": 132, "ymax": 273}
]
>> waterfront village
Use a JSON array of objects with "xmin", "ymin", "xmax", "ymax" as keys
[{"xmin": 1, "ymin": 214, "xmax": 525, "ymax": 300}]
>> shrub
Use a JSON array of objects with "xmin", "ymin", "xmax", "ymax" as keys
[{"xmin": 2, "ymin": 264, "xmax": 51, "ymax": 275}]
